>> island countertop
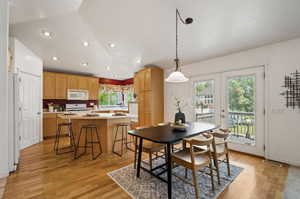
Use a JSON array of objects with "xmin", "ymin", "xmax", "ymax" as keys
[
  {"xmin": 56, "ymin": 112, "xmax": 133, "ymax": 154},
  {"xmin": 57, "ymin": 113, "xmax": 133, "ymax": 120}
]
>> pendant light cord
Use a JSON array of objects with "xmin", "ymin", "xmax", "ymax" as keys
[{"xmin": 175, "ymin": 9, "xmax": 191, "ymax": 71}]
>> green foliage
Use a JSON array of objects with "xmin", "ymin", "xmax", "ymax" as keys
[
  {"xmin": 195, "ymin": 82, "xmax": 209, "ymax": 96},
  {"xmin": 228, "ymin": 76, "xmax": 254, "ymax": 112},
  {"xmin": 99, "ymin": 90, "xmax": 134, "ymax": 106}
]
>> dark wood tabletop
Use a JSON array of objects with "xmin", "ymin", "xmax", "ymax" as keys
[{"xmin": 128, "ymin": 122, "xmax": 219, "ymax": 144}]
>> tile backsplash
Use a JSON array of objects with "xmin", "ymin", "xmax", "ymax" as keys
[{"xmin": 43, "ymin": 99, "xmax": 98, "ymax": 109}]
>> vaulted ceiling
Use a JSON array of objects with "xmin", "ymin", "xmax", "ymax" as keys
[{"xmin": 9, "ymin": 0, "xmax": 300, "ymax": 79}]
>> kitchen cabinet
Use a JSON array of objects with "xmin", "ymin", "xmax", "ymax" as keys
[
  {"xmin": 88, "ymin": 78, "xmax": 99, "ymax": 100},
  {"xmin": 43, "ymin": 72, "xmax": 56, "ymax": 99},
  {"xmin": 43, "ymin": 113, "xmax": 57, "ymax": 138},
  {"xmin": 55, "ymin": 73, "xmax": 67, "ymax": 99},
  {"xmin": 43, "ymin": 113, "xmax": 69, "ymax": 138},
  {"xmin": 78, "ymin": 76, "xmax": 89, "ymax": 90},
  {"xmin": 67, "ymin": 75, "xmax": 79, "ymax": 90},
  {"xmin": 134, "ymin": 67, "xmax": 164, "ymax": 126},
  {"xmin": 43, "ymin": 72, "xmax": 100, "ymax": 100}
]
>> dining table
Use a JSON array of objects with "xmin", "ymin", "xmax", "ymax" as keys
[{"xmin": 128, "ymin": 122, "xmax": 219, "ymax": 199}]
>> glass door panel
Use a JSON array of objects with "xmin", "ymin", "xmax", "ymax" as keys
[
  {"xmin": 221, "ymin": 67, "xmax": 265, "ymax": 156},
  {"xmin": 194, "ymin": 80, "xmax": 215, "ymax": 123},
  {"xmin": 226, "ymin": 75, "xmax": 256, "ymax": 146}
]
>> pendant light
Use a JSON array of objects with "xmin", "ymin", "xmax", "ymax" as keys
[{"xmin": 165, "ymin": 9, "xmax": 193, "ymax": 83}]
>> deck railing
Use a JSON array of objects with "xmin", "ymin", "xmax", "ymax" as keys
[
  {"xmin": 228, "ymin": 111, "xmax": 255, "ymax": 140},
  {"xmin": 195, "ymin": 111, "xmax": 255, "ymax": 140}
]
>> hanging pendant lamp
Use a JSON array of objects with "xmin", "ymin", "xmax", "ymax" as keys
[{"xmin": 165, "ymin": 9, "xmax": 193, "ymax": 83}]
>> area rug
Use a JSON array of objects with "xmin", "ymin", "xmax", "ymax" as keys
[
  {"xmin": 284, "ymin": 166, "xmax": 300, "ymax": 199},
  {"xmin": 107, "ymin": 158, "xmax": 243, "ymax": 199}
]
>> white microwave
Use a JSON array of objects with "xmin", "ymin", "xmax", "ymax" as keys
[{"xmin": 67, "ymin": 89, "xmax": 89, "ymax": 100}]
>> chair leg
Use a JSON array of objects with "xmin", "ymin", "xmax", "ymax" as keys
[
  {"xmin": 121, "ymin": 126, "xmax": 124, "ymax": 155},
  {"xmin": 226, "ymin": 153, "xmax": 231, "ymax": 176},
  {"xmin": 192, "ymin": 168, "xmax": 200, "ymax": 199},
  {"xmin": 84, "ymin": 127, "xmax": 88, "ymax": 154},
  {"xmin": 112, "ymin": 126, "xmax": 119, "ymax": 155},
  {"xmin": 95, "ymin": 127, "xmax": 102, "ymax": 154},
  {"xmin": 134, "ymin": 138, "xmax": 138, "ymax": 169},
  {"xmin": 149, "ymin": 152, "xmax": 153, "ymax": 171},
  {"xmin": 92, "ymin": 127, "xmax": 102, "ymax": 160},
  {"xmin": 185, "ymin": 168, "xmax": 188, "ymax": 179},
  {"xmin": 209, "ymin": 162, "xmax": 215, "ymax": 191},
  {"xmin": 55, "ymin": 125, "xmax": 62, "ymax": 155},
  {"xmin": 75, "ymin": 127, "xmax": 83, "ymax": 159},
  {"xmin": 213, "ymin": 154, "xmax": 221, "ymax": 185},
  {"xmin": 54, "ymin": 125, "xmax": 60, "ymax": 151},
  {"xmin": 90, "ymin": 128, "xmax": 94, "ymax": 160}
]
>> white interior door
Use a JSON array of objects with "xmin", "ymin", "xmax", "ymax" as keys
[
  {"xmin": 192, "ymin": 66, "xmax": 265, "ymax": 156},
  {"xmin": 19, "ymin": 72, "xmax": 41, "ymax": 149},
  {"xmin": 221, "ymin": 67, "xmax": 265, "ymax": 156}
]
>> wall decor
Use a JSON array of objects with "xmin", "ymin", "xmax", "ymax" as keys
[{"xmin": 281, "ymin": 70, "xmax": 300, "ymax": 109}]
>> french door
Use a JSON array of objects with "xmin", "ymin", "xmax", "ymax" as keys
[{"xmin": 192, "ymin": 66, "xmax": 265, "ymax": 156}]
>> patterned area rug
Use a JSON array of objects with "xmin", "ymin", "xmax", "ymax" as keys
[
  {"xmin": 107, "ymin": 158, "xmax": 243, "ymax": 199},
  {"xmin": 284, "ymin": 166, "xmax": 300, "ymax": 199}
]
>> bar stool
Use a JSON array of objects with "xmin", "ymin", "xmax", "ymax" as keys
[
  {"xmin": 112, "ymin": 123, "xmax": 133, "ymax": 156},
  {"xmin": 75, "ymin": 124, "xmax": 103, "ymax": 160},
  {"xmin": 54, "ymin": 122, "xmax": 76, "ymax": 156}
]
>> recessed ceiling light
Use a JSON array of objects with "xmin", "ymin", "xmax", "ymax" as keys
[
  {"xmin": 41, "ymin": 30, "xmax": 51, "ymax": 37},
  {"xmin": 136, "ymin": 58, "xmax": 142, "ymax": 64},
  {"xmin": 52, "ymin": 56, "xmax": 58, "ymax": 61},
  {"xmin": 81, "ymin": 62, "xmax": 88, "ymax": 67},
  {"xmin": 106, "ymin": 66, "xmax": 110, "ymax": 71},
  {"xmin": 83, "ymin": 41, "xmax": 89, "ymax": 47},
  {"xmin": 108, "ymin": 43, "xmax": 116, "ymax": 48}
]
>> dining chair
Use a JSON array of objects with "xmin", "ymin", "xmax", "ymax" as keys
[
  {"xmin": 211, "ymin": 129, "xmax": 231, "ymax": 178},
  {"xmin": 133, "ymin": 125, "xmax": 166, "ymax": 170},
  {"xmin": 171, "ymin": 134, "xmax": 215, "ymax": 199},
  {"xmin": 193, "ymin": 129, "xmax": 231, "ymax": 185}
]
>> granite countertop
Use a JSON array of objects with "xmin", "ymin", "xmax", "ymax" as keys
[{"xmin": 57, "ymin": 113, "xmax": 131, "ymax": 120}]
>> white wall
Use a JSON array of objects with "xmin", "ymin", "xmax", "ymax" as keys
[
  {"xmin": 9, "ymin": 38, "xmax": 43, "ymax": 144},
  {"xmin": 10, "ymin": 38, "xmax": 43, "ymax": 76},
  {"xmin": 0, "ymin": 0, "xmax": 9, "ymax": 178},
  {"xmin": 165, "ymin": 38, "xmax": 300, "ymax": 166}
]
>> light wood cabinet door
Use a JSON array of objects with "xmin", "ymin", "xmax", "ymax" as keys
[
  {"xmin": 144, "ymin": 69, "xmax": 152, "ymax": 91},
  {"xmin": 144, "ymin": 113, "xmax": 152, "ymax": 126},
  {"xmin": 43, "ymin": 72, "xmax": 56, "ymax": 99},
  {"xmin": 43, "ymin": 113, "xmax": 57, "ymax": 138},
  {"xmin": 143, "ymin": 91, "xmax": 152, "ymax": 113},
  {"xmin": 55, "ymin": 74, "xmax": 67, "ymax": 99},
  {"xmin": 78, "ymin": 76, "xmax": 89, "ymax": 90},
  {"xmin": 138, "ymin": 70, "xmax": 145, "ymax": 92},
  {"xmin": 67, "ymin": 75, "xmax": 79, "ymax": 89},
  {"xmin": 88, "ymin": 78, "xmax": 99, "ymax": 100},
  {"xmin": 134, "ymin": 74, "xmax": 140, "ymax": 96}
]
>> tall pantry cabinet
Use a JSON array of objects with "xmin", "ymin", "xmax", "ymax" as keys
[{"xmin": 134, "ymin": 67, "xmax": 164, "ymax": 126}]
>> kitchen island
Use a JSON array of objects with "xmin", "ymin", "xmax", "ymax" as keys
[{"xmin": 57, "ymin": 113, "xmax": 132, "ymax": 154}]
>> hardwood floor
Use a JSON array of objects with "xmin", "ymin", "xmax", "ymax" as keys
[{"xmin": 3, "ymin": 138, "xmax": 288, "ymax": 199}]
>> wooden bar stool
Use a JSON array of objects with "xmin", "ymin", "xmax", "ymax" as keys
[
  {"xmin": 112, "ymin": 123, "xmax": 133, "ymax": 156},
  {"xmin": 54, "ymin": 122, "xmax": 76, "ymax": 156},
  {"xmin": 75, "ymin": 124, "xmax": 103, "ymax": 160}
]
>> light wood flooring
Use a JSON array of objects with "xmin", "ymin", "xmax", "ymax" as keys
[{"xmin": 2, "ymin": 138, "xmax": 288, "ymax": 199}]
